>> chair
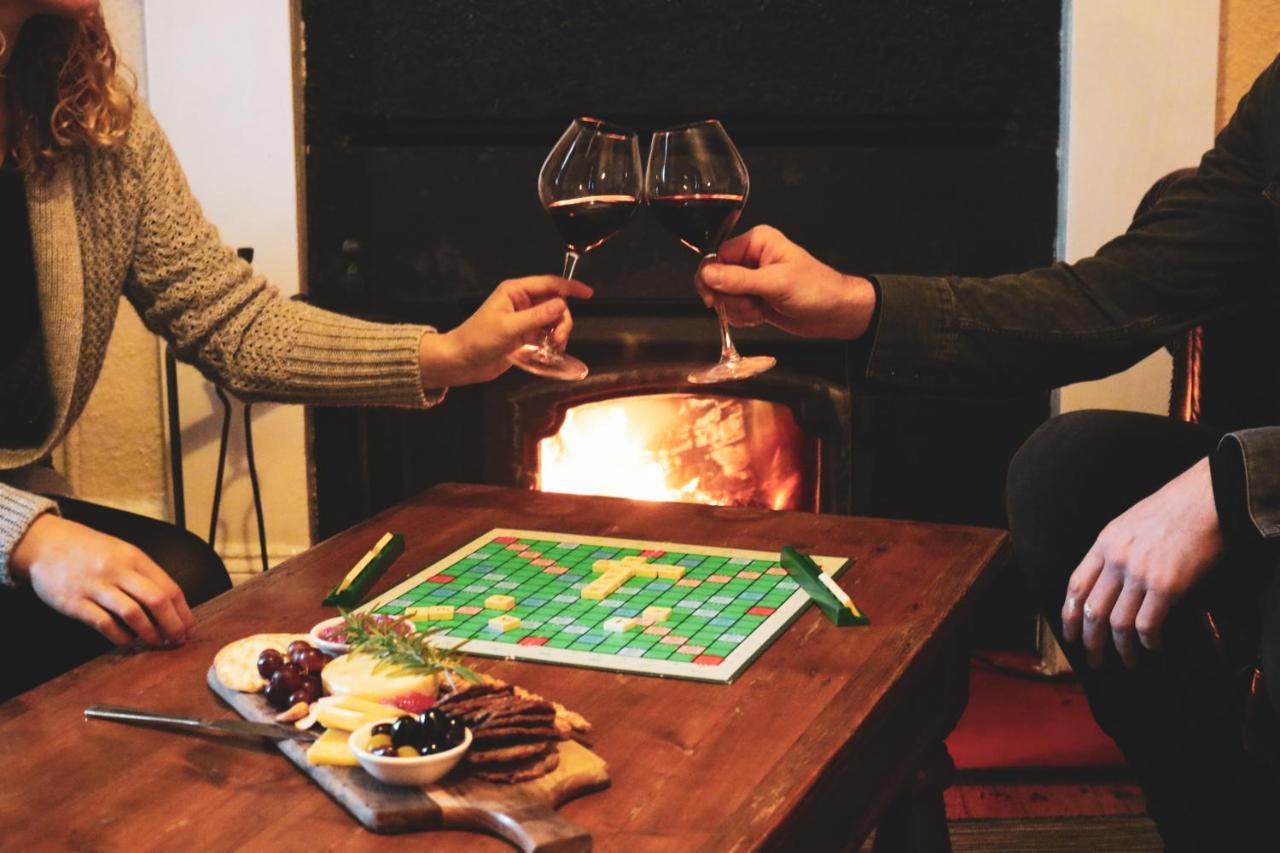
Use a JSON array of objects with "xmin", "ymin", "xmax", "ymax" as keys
[{"xmin": 165, "ymin": 247, "xmax": 270, "ymax": 574}]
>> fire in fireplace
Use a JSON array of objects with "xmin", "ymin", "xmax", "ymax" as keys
[{"xmin": 537, "ymin": 393, "xmax": 818, "ymax": 511}]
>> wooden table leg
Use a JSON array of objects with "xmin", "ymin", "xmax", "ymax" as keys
[{"xmin": 870, "ymin": 743, "xmax": 955, "ymax": 853}]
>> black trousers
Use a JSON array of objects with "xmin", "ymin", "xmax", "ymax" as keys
[
  {"xmin": 1008, "ymin": 410, "xmax": 1280, "ymax": 852},
  {"xmin": 0, "ymin": 496, "xmax": 230, "ymax": 702}
]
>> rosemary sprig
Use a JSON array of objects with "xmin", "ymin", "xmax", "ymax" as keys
[{"xmin": 339, "ymin": 610, "xmax": 481, "ymax": 684}]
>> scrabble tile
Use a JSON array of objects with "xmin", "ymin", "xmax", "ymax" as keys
[
  {"xmin": 641, "ymin": 606, "xmax": 672, "ymax": 625},
  {"xmin": 581, "ymin": 585, "xmax": 607, "ymax": 600},
  {"xmin": 485, "ymin": 594, "xmax": 516, "ymax": 611},
  {"xmin": 603, "ymin": 616, "xmax": 638, "ymax": 633},
  {"xmin": 402, "ymin": 607, "xmax": 431, "ymax": 621},
  {"xmin": 619, "ymin": 555, "xmax": 648, "ymax": 564},
  {"xmin": 655, "ymin": 565, "xmax": 686, "ymax": 580},
  {"xmin": 428, "ymin": 605, "xmax": 454, "ymax": 621},
  {"xmin": 487, "ymin": 614, "xmax": 522, "ymax": 633},
  {"xmin": 634, "ymin": 564, "xmax": 659, "ymax": 578}
]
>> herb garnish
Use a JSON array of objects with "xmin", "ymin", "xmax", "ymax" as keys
[{"xmin": 340, "ymin": 610, "xmax": 480, "ymax": 684}]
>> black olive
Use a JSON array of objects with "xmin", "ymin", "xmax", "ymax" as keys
[{"xmin": 391, "ymin": 715, "xmax": 425, "ymax": 747}]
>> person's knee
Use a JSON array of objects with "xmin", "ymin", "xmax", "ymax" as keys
[
  {"xmin": 1006, "ymin": 410, "xmax": 1117, "ymax": 536},
  {"xmin": 1006, "ymin": 410, "xmax": 1140, "ymax": 602}
]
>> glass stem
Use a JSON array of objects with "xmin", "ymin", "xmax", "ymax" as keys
[
  {"xmin": 703, "ymin": 252, "xmax": 740, "ymax": 364},
  {"xmin": 537, "ymin": 250, "xmax": 580, "ymax": 357}
]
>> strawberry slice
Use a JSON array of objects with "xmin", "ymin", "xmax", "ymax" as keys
[{"xmin": 381, "ymin": 691, "xmax": 435, "ymax": 714}]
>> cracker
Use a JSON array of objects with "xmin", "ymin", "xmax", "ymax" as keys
[
  {"xmin": 473, "ymin": 706, "xmax": 552, "ymax": 727},
  {"xmin": 471, "ymin": 750, "xmax": 561, "ymax": 784},
  {"xmin": 212, "ymin": 633, "xmax": 307, "ymax": 693},
  {"xmin": 466, "ymin": 739, "xmax": 556, "ymax": 765},
  {"xmin": 471, "ymin": 724, "xmax": 558, "ymax": 743}
]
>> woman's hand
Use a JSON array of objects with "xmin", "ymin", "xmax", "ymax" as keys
[
  {"xmin": 696, "ymin": 225, "xmax": 877, "ymax": 339},
  {"xmin": 418, "ymin": 275, "xmax": 593, "ymax": 387},
  {"xmin": 1061, "ymin": 457, "xmax": 1224, "ymax": 669},
  {"xmin": 9, "ymin": 515, "xmax": 195, "ymax": 646}
]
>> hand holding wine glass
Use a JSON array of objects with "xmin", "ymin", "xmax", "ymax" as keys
[
  {"xmin": 510, "ymin": 117, "xmax": 642, "ymax": 381},
  {"xmin": 646, "ymin": 120, "xmax": 775, "ymax": 384}
]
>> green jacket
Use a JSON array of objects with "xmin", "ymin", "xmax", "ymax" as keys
[{"xmin": 867, "ymin": 53, "xmax": 1280, "ymax": 542}]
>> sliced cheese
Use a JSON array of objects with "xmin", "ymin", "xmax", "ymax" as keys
[
  {"xmin": 306, "ymin": 728, "xmax": 359, "ymax": 766},
  {"xmin": 314, "ymin": 703, "xmax": 398, "ymax": 733},
  {"xmin": 320, "ymin": 652, "xmax": 437, "ymax": 701},
  {"xmin": 315, "ymin": 694, "xmax": 402, "ymax": 717}
]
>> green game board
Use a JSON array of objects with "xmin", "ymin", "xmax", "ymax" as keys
[{"xmin": 358, "ymin": 528, "xmax": 850, "ymax": 683}]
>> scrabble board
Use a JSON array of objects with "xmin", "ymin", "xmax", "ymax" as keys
[{"xmin": 359, "ymin": 528, "xmax": 850, "ymax": 683}]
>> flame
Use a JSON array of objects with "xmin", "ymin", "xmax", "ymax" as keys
[{"xmin": 536, "ymin": 395, "xmax": 815, "ymax": 510}]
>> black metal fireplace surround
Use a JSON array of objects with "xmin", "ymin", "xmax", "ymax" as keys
[{"xmin": 300, "ymin": 1, "xmax": 1059, "ymax": 644}]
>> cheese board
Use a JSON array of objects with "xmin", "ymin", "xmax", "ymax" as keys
[{"xmin": 208, "ymin": 667, "xmax": 609, "ymax": 850}]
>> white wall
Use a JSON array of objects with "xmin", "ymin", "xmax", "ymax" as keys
[
  {"xmin": 142, "ymin": 0, "xmax": 310, "ymax": 577},
  {"xmin": 1056, "ymin": 0, "xmax": 1221, "ymax": 415}
]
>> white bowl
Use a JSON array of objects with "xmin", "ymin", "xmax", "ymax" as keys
[
  {"xmin": 308, "ymin": 616, "xmax": 352, "ymax": 655},
  {"xmin": 348, "ymin": 720, "xmax": 471, "ymax": 786}
]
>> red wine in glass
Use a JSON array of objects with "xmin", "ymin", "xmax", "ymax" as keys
[
  {"xmin": 646, "ymin": 121, "xmax": 775, "ymax": 384},
  {"xmin": 510, "ymin": 118, "xmax": 642, "ymax": 381},
  {"xmin": 546, "ymin": 194, "xmax": 641, "ymax": 253},
  {"xmin": 648, "ymin": 193, "xmax": 745, "ymax": 254}
]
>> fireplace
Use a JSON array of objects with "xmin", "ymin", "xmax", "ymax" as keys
[
  {"xmin": 299, "ymin": 0, "xmax": 1058, "ymax": 644},
  {"xmin": 509, "ymin": 367, "xmax": 850, "ymax": 513}
]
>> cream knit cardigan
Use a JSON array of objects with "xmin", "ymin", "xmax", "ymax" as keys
[{"xmin": 0, "ymin": 103, "xmax": 442, "ymax": 583}]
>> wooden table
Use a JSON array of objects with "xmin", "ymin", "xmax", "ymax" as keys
[{"xmin": 0, "ymin": 483, "xmax": 1007, "ymax": 852}]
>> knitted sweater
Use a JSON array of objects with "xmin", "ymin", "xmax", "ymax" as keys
[{"xmin": 0, "ymin": 102, "xmax": 442, "ymax": 583}]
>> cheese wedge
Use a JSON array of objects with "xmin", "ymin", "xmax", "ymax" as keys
[
  {"xmin": 306, "ymin": 728, "xmax": 359, "ymax": 766},
  {"xmin": 321, "ymin": 652, "xmax": 438, "ymax": 701}
]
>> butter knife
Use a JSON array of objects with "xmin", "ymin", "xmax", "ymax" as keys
[{"xmin": 85, "ymin": 704, "xmax": 319, "ymax": 741}]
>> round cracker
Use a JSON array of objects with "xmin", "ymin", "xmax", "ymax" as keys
[{"xmin": 213, "ymin": 633, "xmax": 307, "ymax": 693}]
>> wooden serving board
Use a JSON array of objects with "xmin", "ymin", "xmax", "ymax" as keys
[{"xmin": 208, "ymin": 668, "xmax": 609, "ymax": 851}]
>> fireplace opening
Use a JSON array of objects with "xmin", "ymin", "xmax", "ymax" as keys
[
  {"xmin": 537, "ymin": 393, "xmax": 818, "ymax": 511},
  {"xmin": 507, "ymin": 366, "xmax": 851, "ymax": 515}
]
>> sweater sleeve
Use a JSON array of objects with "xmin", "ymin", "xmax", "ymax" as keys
[
  {"xmin": 0, "ymin": 483, "xmax": 58, "ymax": 587},
  {"xmin": 121, "ymin": 104, "xmax": 444, "ymax": 408}
]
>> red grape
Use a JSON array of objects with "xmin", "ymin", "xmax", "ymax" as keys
[
  {"xmin": 256, "ymin": 648, "xmax": 284, "ymax": 680},
  {"xmin": 293, "ymin": 646, "xmax": 330, "ymax": 676},
  {"xmin": 288, "ymin": 681, "xmax": 321, "ymax": 706},
  {"xmin": 287, "ymin": 640, "xmax": 313, "ymax": 664},
  {"xmin": 265, "ymin": 665, "xmax": 306, "ymax": 709}
]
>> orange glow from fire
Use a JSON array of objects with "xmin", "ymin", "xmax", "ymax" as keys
[{"xmin": 537, "ymin": 394, "xmax": 816, "ymax": 511}]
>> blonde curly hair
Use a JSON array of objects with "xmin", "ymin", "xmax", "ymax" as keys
[{"xmin": 4, "ymin": 11, "xmax": 134, "ymax": 175}]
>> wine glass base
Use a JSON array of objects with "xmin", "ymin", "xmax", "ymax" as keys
[
  {"xmin": 509, "ymin": 344, "xmax": 590, "ymax": 381},
  {"xmin": 687, "ymin": 355, "xmax": 776, "ymax": 385}
]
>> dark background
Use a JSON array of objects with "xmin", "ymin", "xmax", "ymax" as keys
[{"xmin": 299, "ymin": 0, "xmax": 1062, "ymax": 647}]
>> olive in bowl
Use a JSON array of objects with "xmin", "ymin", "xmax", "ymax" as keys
[{"xmin": 348, "ymin": 718, "xmax": 471, "ymax": 786}]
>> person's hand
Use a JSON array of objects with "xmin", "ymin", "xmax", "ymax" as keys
[
  {"xmin": 1061, "ymin": 457, "xmax": 1224, "ymax": 669},
  {"xmin": 695, "ymin": 225, "xmax": 877, "ymax": 339},
  {"xmin": 9, "ymin": 514, "xmax": 195, "ymax": 646},
  {"xmin": 418, "ymin": 275, "xmax": 593, "ymax": 387}
]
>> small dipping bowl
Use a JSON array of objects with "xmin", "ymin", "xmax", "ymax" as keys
[
  {"xmin": 349, "ymin": 721, "xmax": 472, "ymax": 786},
  {"xmin": 308, "ymin": 616, "xmax": 351, "ymax": 656}
]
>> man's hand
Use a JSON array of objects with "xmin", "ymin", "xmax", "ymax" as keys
[
  {"xmin": 9, "ymin": 515, "xmax": 195, "ymax": 646},
  {"xmin": 696, "ymin": 225, "xmax": 877, "ymax": 339},
  {"xmin": 418, "ymin": 276, "xmax": 593, "ymax": 387},
  {"xmin": 1062, "ymin": 457, "xmax": 1224, "ymax": 669}
]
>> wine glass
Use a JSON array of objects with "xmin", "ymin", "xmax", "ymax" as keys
[
  {"xmin": 510, "ymin": 117, "xmax": 643, "ymax": 381},
  {"xmin": 646, "ymin": 120, "xmax": 775, "ymax": 384}
]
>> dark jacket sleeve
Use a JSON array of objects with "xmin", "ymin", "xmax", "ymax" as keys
[
  {"xmin": 865, "ymin": 55, "xmax": 1278, "ymax": 392},
  {"xmin": 863, "ymin": 54, "xmax": 1280, "ymax": 542}
]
